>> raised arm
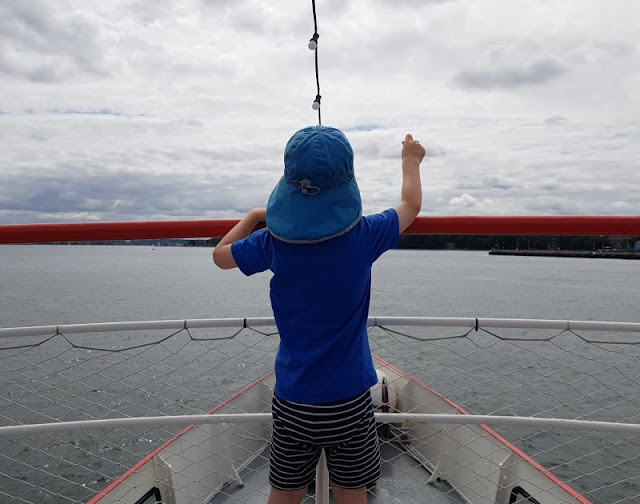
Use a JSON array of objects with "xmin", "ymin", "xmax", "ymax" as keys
[
  {"xmin": 212, "ymin": 207, "xmax": 266, "ymax": 269},
  {"xmin": 394, "ymin": 134, "xmax": 426, "ymax": 233}
]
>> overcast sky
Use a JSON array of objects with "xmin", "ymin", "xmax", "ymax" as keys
[{"xmin": 1, "ymin": 0, "xmax": 639, "ymax": 225}]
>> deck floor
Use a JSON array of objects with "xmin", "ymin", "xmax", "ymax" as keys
[{"xmin": 208, "ymin": 443, "xmax": 466, "ymax": 504}]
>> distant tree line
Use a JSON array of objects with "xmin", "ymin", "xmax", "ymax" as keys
[
  {"xmin": 398, "ymin": 235, "xmax": 640, "ymax": 251},
  {"xmin": 192, "ymin": 235, "xmax": 640, "ymax": 251},
  {"xmin": 57, "ymin": 235, "xmax": 639, "ymax": 250}
]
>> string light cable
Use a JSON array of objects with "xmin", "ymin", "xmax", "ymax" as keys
[{"xmin": 309, "ymin": 0, "xmax": 322, "ymax": 124}]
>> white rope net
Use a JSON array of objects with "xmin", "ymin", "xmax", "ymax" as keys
[{"xmin": 0, "ymin": 318, "xmax": 639, "ymax": 504}]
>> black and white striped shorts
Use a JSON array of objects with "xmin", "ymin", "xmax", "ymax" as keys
[{"xmin": 269, "ymin": 390, "xmax": 381, "ymax": 490}]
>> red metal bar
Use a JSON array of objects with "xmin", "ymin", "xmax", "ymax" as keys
[
  {"xmin": 404, "ymin": 216, "xmax": 640, "ymax": 237},
  {"xmin": 0, "ymin": 216, "xmax": 638, "ymax": 244},
  {"xmin": 0, "ymin": 220, "xmax": 241, "ymax": 244}
]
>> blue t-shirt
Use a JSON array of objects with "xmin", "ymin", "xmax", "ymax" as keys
[{"xmin": 231, "ymin": 208, "xmax": 399, "ymax": 403}]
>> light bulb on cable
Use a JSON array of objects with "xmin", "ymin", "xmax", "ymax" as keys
[
  {"xmin": 308, "ymin": 33, "xmax": 319, "ymax": 50},
  {"xmin": 312, "ymin": 95, "xmax": 321, "ymax": 110}
]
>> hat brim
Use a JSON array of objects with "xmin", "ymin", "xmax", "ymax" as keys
[{"xmin": 266, "ymin": 176, "xmax": 362, "ymax": 244}]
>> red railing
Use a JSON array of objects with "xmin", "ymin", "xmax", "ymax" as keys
[{"xmin": 0, "ymin": 216, "xmax": 639, "ymax": 244}]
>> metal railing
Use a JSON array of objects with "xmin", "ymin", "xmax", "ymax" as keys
[{"xmin": 1, "ymin": 215, "xmax": 639, "ymax": 244}]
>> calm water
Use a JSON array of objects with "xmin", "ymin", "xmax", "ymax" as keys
[
  {"xmin": 1, "ymin": 245, "xmax": 639, "ymax": 503},
  {"xmin": 1, "ymin": 245, "xmax": 639, "ymax": 327}
]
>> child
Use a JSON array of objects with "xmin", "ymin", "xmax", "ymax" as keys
[{"xmin": 213, "ymin": 126, "xmax": 425, "ymax": 504}]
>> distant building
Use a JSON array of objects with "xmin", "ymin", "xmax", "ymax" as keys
[{"xmin": 609, "ymin": 237, "xmax": 630, "ymax": 250}]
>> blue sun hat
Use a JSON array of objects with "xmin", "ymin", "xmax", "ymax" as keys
[{"xmin": 266, "ymin": 126, "xmax": 362, "ymax": 243}]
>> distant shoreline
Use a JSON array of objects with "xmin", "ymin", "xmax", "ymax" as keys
[{"xmin": 489, "ymin": 249, "xmax": 640, "ymax": 260}]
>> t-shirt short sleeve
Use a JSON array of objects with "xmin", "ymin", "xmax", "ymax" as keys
[
  {"xmin": 231, "ymin": 228, "xmax": 272, "ymax": 276},
  {"xmin": 363, "ymin": 208, "xmax": 400, "ymax": 262}
]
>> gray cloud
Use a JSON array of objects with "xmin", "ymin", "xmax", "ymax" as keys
[
  {"xmin": 544, "ymin": 115, "xmax": 569, "ymax": 126},
  {"xmin": 0, "ymin": 167, "xmax": 271, "ymax": 223},
  {"xmin": 2, "ymin": 116, "xmax": 639, "ymax": 224},
  {"xmin": 483, "ymin": 176, "xmax": 514, "ymax": 191},
  {"xmin": 0, "ymin": 1, "xmax": 639, "ymax": 224},
  {"xmin": 0, "ymin": 1, "xmax": 108, "ymax": 82},
  {"xmin": 373, "ymin": 0, "xmax": 458, "ymax": 5},
  {"xmin": 453, "ymin": 58, "xmax": 566, "ymax": 90},
  {"xmin": 121, "ymin": 0, "xmax": 177, "ymax": 25}
]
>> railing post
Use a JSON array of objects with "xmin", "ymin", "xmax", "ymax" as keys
[{"xmin": 315, "ymin": 448, "xmax": 330, "ymax": 504}]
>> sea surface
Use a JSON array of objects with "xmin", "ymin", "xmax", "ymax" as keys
[
  {"xmin": 2, "ymin": 245, "xmax": 639, "ymax": 327},
  {"xmin": 1, "ymin": 245, "xmax": 639, "ymax": 504}
]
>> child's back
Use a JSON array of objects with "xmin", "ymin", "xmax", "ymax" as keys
[{"xmin": 233, "ymin": 205, "xmax": 399, "ymax": 403}]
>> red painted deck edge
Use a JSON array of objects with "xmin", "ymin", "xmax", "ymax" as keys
[
  {"xmin": 372, "ymin": 355, "xmax": 591, "ymax": 504},
  {"xmin": 86, "ymin": 370, "xmax": 275, "ymax": 504},
  {"xmin": 90, "ymin": 358, "xmax": 591, "ymax": 504}
]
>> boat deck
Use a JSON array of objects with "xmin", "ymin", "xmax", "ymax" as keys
[{"xmin": 209, "ymin": 442, "xmax": 466, "ymax": 504}]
